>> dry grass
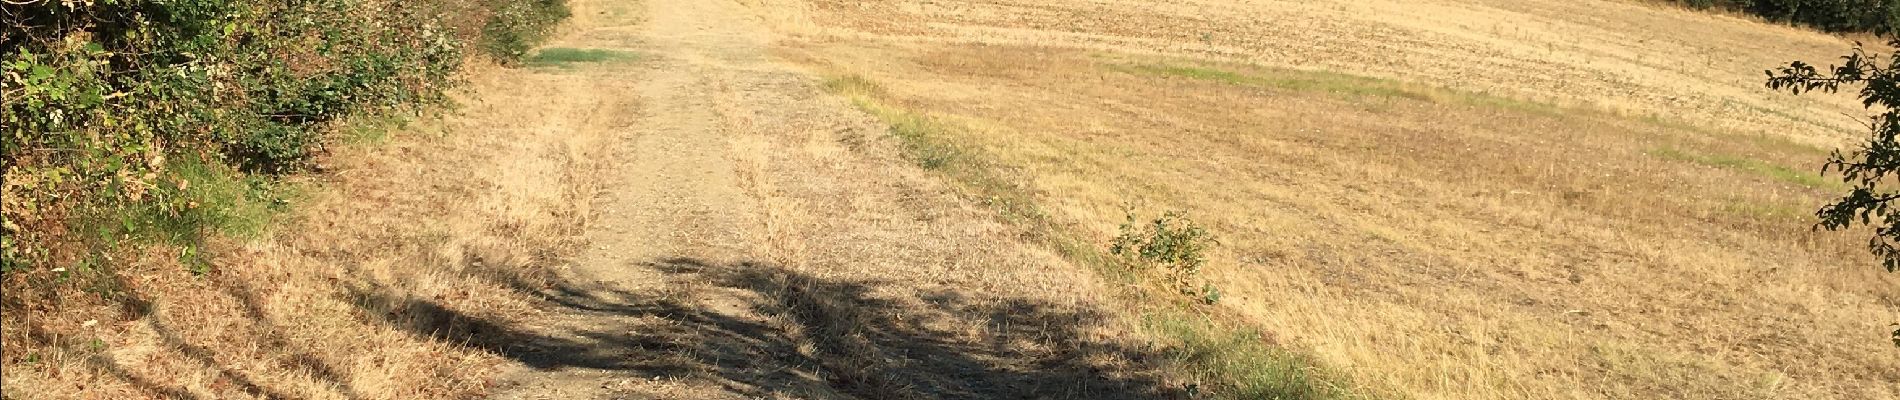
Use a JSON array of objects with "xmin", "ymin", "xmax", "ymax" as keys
[
  {"xmin": 824, "ymin": 74, "xmax": 1359, "ymax": 398},
  {"xmin": 753, "ymin": 0, "xmax": 1900, "ymax": 398},
  {"xmin": 764, "ymin": 0, "xmax": 1877, "ymax": 145},
  {"xmin": 9, "ymin": 0, "xmax": 1899, "ymax": 398},
  {"xmin": 0, "ymin": 56, "xmax": 620, "ymax": 398}
]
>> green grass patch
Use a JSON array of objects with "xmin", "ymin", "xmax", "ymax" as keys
[
  {"xmin": 1719, "ymin": 199, "xmax": 1810, "ymax": 221},
  {"xmin": 524, "ymin": 47, "xmax": 640, "ymax": 68},
  {"xmin": 117, "ymin": 157, "xmax": 285, "ymax": 240},
  {"xmin": 823, "ymin": 74, "xmax": 1359, "ymax": 399},
  {"xmin": 1107, "ymin": 62, "xmax": 1565, "ymax": 116},
  {"xmin": 160, "ymin": 157, "xmax": 294, "ymax": 239},
  {"xmin": 340, "ymin": 113, "xmax": 414, "ymax": 145},
  {"xmin": 822, "ymin": 74, "xmax": 886, "ymax": 96},
  {"xmin": 1148, "ymin": 316, "xmax": 1355, "ymax": 399},
  {"xmin": 1116, "ymin": 64, "xmax": 1254, "ymax": 85},
  {"xmin": 1648, "ymin": 147, "xmax": 1836, "ymax": 189},
  {"xmin": 823, "ymin": 75, "xmax": 1048, "ymax": 227},
  {"xmin": 98, "ymin": 156, "xmax": 300, "ymax": 274},
  {"xmin": 1112, "ymin": 63, "xmax": 1431, "ymax": 101},
  {"xmin": 1740, "ymin": 134, "xmax": 1829, "ymax": 157},
  {"xmin": 1740, "ymin": 101, "xmax": 1862, "ymax": 138}
]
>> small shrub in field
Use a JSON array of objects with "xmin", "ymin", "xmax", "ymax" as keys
[{"xmin": 1111, "ymin": 210, "xmax": 1219, "ymax": 301}]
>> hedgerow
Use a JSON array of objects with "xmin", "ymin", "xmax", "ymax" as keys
[
  {"xmin": 1672, "ymin": 0, "xmax": 1900, "ymax": 34},
  {"xmin": 0, "ymin": 0, "xmax": 567, "ymax": 278}
]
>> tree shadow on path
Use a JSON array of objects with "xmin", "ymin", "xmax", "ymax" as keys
[{"xmin": 356, "ymin": 256, "xmax": 1183, "ymax": 399}]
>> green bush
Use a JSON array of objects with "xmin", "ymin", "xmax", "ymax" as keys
[
  {"xmin": 482, "ymin": 0, "xmax": 573, "ymax": 62},
  {"xmin": 0, "ymin": 0, "xmax": 568, "ymax": 274},
  {"xmin": 1110, "ymin": 210, "xmax": 1220, "ymax": 302}
]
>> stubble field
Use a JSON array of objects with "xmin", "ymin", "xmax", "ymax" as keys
[{"xmin": 747, "ymin": 0, "xmax": 1900, "ymax": 398}]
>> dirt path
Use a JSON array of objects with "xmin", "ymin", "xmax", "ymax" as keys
[{"xmin": 475, "ymin": 0, "xmax": 1171, "ymax": 399}]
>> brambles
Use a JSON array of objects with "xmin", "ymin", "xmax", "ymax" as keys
[
  {"xmin": 0, "ymin": 0, "xmax": 568, "ymax": 276},
  {"xmin": 483, "ymin": 0, "xmax": 573, "ymax": 61}
]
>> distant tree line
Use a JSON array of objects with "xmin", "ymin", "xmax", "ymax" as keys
[{"xmin": 1676, "ymin": 0, "xmax": 1900, "ymax": 34}]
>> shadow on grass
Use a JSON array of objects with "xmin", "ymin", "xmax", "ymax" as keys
[
  {"xmin": 358, "ymin": 256, "xmax": 1185, "ymax": 399},
  {"xmin": 12, "ymin": 272, "xmax": 363, "ymax": 400},
  {"xmin": 13, "ymin": 255, "xmax": 1171, "ymax": 399}
]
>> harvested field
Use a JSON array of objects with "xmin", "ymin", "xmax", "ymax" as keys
[
  {"xmin": 8, "ymin": 1, "xmax": 1897, "ymax": 399},
  {"xmin": 749, "ymin": 0, "xmax": 1900, "ymax": 398}
]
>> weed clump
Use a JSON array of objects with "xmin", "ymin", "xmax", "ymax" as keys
[{"xmin": 1111, "ymin": 209, "xmax": 1221, "ymax": 303}]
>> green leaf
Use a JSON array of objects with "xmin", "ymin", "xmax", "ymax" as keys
[
  {"xmin": 79, "ymin": 90, "xmax": 105, "ymax": 107},
  {"xmin": 28, "ymin": 65, "xmax": 54, "ymax": 80}
]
